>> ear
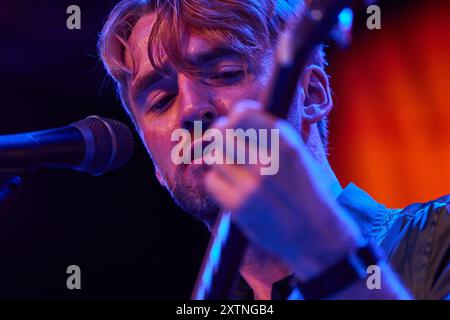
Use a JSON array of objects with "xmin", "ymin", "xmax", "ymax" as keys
[{"xmin": 300, "ymin": 65, "xmax": 333, "ymax": 124}]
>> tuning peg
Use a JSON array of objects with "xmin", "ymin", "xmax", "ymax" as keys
[{"xmin": 331, "ymin": 7, "xmax": 354, "ymax": 48}]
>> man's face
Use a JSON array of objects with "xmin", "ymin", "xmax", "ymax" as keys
[{"xmin": 125, "ymin": 13, "xmax": 274, "ymax": 224}]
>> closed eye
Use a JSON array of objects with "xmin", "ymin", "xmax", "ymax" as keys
[
  {"xmin": 207, "ymin": 69, "xmax": 245, "ymax": 86},
  {"xmin": 148, "ymin": 94, "xmax": 176, "ymax": 113}
]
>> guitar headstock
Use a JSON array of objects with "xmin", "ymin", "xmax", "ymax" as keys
[
  {"xmin": 288, "ymin": 0, "xmax": 376, "ymax": 53},
  {"xmin": 304, "ymin": 0, "xmax": 378, "ymax": 47},
  {"xmin": 266, "ymin": 0, "xmax": 355, "ymax": 118}
]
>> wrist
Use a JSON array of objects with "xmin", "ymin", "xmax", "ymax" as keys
[
  {"xmin": 291, "ymin": 233, "xmax": 360, "ymax": 281},
  {"xmin": 296, "ymin": 240, "xmax": 385, "ymax": 300},
  {"xmin": 287, "ymin": 206, "xmax": 362, "ymax": 281}
]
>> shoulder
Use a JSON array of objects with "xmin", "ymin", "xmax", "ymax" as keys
[{"xmin": 380, "ymin": 195, "xmax": 450, "ymax": 299}]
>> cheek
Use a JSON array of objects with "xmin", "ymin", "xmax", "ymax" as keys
[
  {"xmin": 137, "ymin": 115, "xmax": 178, "ymax": 172},
  {"xmin": 212, "ymin": 82, "xmax": 266, "ymax": 113}
]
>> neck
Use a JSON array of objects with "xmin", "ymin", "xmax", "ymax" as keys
[
  {"xmin": 317, "ymin": 157, "xmax": 343, "ymax": 199},
  {"xmin": 240, "ymin": 245, "xmax": 291, "ymax": 300},
  {"xmin": 303, "ymin": 124, "xmax": 343, "ymax": 199}
]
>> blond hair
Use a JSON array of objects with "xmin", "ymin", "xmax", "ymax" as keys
[{"xmin": 98, "ymin": 0, "xmax": 329, "ymax": 149}]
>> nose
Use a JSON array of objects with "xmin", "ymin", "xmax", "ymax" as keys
[{"xmin": 177, "ymin": 74, "xmax": 218, "ymax": 132}]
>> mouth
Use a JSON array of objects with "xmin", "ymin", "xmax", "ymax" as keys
[{"xmin": 188, "ymin": 138, "xmax": 213, "ymax": 163}]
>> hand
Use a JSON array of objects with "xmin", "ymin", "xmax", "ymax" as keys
[{"xmin": 204, "ymin": 100, "xmax": 362, "ymax": 280}]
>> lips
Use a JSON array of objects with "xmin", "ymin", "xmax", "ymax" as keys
[{"xmin": 189, "ymin": 138, "xmax": 211, "ymax": 163}]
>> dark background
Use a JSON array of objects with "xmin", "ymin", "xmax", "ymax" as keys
[{"xmin": 0, "ymin": 0, "xmax": 435, "ymax": 299}]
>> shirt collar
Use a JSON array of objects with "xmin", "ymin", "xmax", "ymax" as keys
[{"xmin": 336, "ymin": 183, "xmax": 388, "ymax": 240}]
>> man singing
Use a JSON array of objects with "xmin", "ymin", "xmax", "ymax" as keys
[{"xmin": 98, "ymin": 0, "xmax": 449, "ymax": 299}]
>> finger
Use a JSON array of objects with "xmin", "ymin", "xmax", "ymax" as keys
[
  {"xmin": 211, "ymin": 123, "xmax": 271, "ymax": 176},
  {"xmin": 212, "ymin": 159, "xmax": 259, "ymax": 190},
  {"xmin": 204, "ymin": 169, "xmax": 243, "ymax": 211},
  {"xmin": 212, "ymin": 100, "xmax": 274, "ymax": 132},
  {"xmin": 230, "ymin": 135, "xmax": 263, "ymax": 175}
]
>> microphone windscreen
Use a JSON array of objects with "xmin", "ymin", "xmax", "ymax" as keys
[{"xmin": 71, "ymin": 116, "xmax": 134, "ymax": 175}]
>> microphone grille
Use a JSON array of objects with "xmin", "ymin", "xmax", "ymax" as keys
[{"xmin": 72, "ymin": 116, "xmax": 135, "ymax": 175}]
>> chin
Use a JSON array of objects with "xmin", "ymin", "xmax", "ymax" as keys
[
  {"xmin": 185, "ymin": 162, "xmax": 210, "ymax": 178},
  {"xmin": 169, "ymin": 164, "xmax": 220, "ymax": 227}
]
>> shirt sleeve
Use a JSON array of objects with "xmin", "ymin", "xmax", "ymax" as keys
[{"xmin": 387, "ymin": 198, "xmax": 450, "ymax": 300}]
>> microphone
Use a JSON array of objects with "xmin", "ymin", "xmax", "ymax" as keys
[{"xmin": 0, "ymin": 115, "xmax": 134, "ymax": 176}]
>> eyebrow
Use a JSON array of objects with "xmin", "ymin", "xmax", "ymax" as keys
[
  {"xmin": 130, "ymin": 46, "xmax": 243, "ymax": 106},
  {"xmin": 131, "ymin": 70, "xmax": 164, "ymax": 106},
  {"xmin": 186, "ymin": 46, "xmax": 242, "ymax": 68}
]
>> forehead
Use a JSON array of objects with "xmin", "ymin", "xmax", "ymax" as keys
[{"xmin": 124, "ymin": 13, "xmax": 220, "ymax": 80}]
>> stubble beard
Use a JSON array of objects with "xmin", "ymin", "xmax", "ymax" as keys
[{"xmin": 164, "ymin": 164, "xmax": 220, "ymax": 228}]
